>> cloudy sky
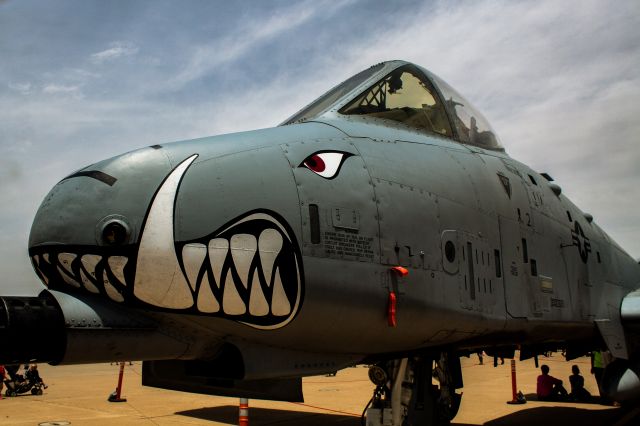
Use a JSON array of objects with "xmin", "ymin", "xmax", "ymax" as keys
[{"xmin": 1, "ymin": 0, "xmax": 639, "ymax": 295}]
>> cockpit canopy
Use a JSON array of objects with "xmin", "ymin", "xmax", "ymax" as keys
[{"xmin": 282, "ymin": 61, "xmax": 503, "ymax": 151}]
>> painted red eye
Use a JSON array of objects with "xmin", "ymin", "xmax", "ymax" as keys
[
  {"xmin": 304, "ymin": 155, "xmax": 326, "ymax": 173},
  {"xmin": 299, "ymin": 151, "xmax": 353, "ymax": 179}
]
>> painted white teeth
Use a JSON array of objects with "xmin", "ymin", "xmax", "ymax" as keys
[
  {"xmin": 258, "ymin": 229, "xmax": 283, "ymax": 286},
  {"xmin": 208, "ymin": 238, "xmax": 228, "ymax": 288},
  {"xmin": 47, "ymin": 252, "xmax": 129, "ymax": 297},
  {"xmin": 40, "ymin": 270, "xmax": 50, "ymax": 285},
  {"xmin": 108, "ymin": 256, "xmax": 128, "ymax": 286},
  {"xmin": 249, "ymin": 271, "xmax": 269, "ymax": 316},
  {"xmin": 79, "ymin": 269, "xmax": 100, "ymax": 294},
  {"xmin": 31, "ymin": 256, "xmax": 48, "ymax": 286},
  {"xmin": 39, "ymin": 225, "xmax": 295, "ymax": 323},
  {"xmin": 222, "ymin": 273, "xmax": 246, "ymax": 315},
  {"xmin": 181, "ymin": 228, "xmax": 292, "ymax": 318},
  {"xmin": 58, "ymin": 253, "xmax": 77, "ymax": 275},
  {"xmin": 199, "ymin": 229, "xmax": 289, "ymax": 317},
  {"xmin": 271, "ymin": 267, "xmax": 291, "ymax": 316},
  {"xmin": 103, "ymin": 273, "xmax": 124, "ymax": 303},
  {"xmin": 43, "ymin": 253, "xmax": 50, "ymax": 263},
  {"xmin": 182, "ymin": 243, "xmax": 206, "ymax": 291},
  {"xmin": 81, "ymin": 254, "xmax": 101, "ymax": 281},
  {"xmin": 56, "ymin": 252, "xmax": 81, "ymax": 288},
  {"xmin": 57, "ymin": 266, "xmax": 81, "ymax": 288},
  {"xmin": 230, "ymin": 234, "xmax": 257, "ymax": 288},
  {"xmin": 197, "ymin": 273, "xmax": 220, "ymax": 313}
]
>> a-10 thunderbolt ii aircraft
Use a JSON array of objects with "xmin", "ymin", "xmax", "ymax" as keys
[{"xmin": 1, "ymin": 60, "xmax": 639, "ymax": 425}]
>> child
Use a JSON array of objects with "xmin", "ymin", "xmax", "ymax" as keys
[
  {"xmin": 569, "ymin": 365, "xmax": 592, "ymax": 402},
  {"xmin": 26, "ymin": 364, "xmax": 47, "ymax": 389}
]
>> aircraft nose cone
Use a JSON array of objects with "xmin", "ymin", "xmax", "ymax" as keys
[{"xmin": 28, "ymin": 147, "xmax": 172, "ymax": 294}]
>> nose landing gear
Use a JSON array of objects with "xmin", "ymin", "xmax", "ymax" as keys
[{"xmin": 365, "ymin": 353, "xmax": 462, "ymax": 426}]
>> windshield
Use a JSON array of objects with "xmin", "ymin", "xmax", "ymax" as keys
[
  {"xmin": 427, "ymin": 71, "xmax": 503, "ymax": 150},
  {"xmin": 339, "ymin": 66, "xmax": 453, "ymax": 137},
  {"xmin": 281, "ymin": 61, "xmax": 504, "ymax": 151},
  {"xmin": 281, "ymin": 63, "xmax": 386, "ymax": 125}
]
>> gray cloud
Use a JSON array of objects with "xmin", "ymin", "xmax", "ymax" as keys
[
  {"xmin": 167, "ymin": 0, "xmax": 356, "ymax": 90},
  {"xmin": 90, "ymin": 41, "xmax": 139, "ymax": 64},
  {"xmin": 8, "ymin": 82, "xmax": 32, "ymax": 94},
  {"xmin": 42, "ymin": 83, "xmax": 84, "ymax": 98}
]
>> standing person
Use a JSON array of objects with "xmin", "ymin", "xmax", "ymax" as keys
[
  {"xmin": 536, "ymin": 364, "xmax": 568, "ymax": 401},
  {"xmin": 569, "ymin": 365, "xmax": 591, "ymax": 402},
  {"xmin": 0, "ymin": 365, "xmax": 6, "ymax": 399},
  {"xmin": 592, "ymin": 351, "xmax": 614, "ymax": 403},
  {"xmin": 591, "ymin": 351, "xmax": 604, "ymax": 396},
  {"xmin": 477, "ymin": 351, "xmax": 484, "ymax": 365}
]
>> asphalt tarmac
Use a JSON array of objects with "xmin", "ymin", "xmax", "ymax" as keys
[{"xmin": 1, "ymin": 354, "xmax": 638, "ymax": 425}]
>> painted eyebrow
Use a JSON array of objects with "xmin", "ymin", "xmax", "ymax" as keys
[{"xmin": 61, "ymin": 170, "xmax": 117, "ymax": 186}]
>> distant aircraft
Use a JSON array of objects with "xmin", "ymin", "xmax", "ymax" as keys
[{"xmin": 1, "ymin": 60, "xmax": 639, "ymax": 425}]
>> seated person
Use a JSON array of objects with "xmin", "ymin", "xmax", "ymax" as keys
[
  {"xmin": 569, "ymin": 365, "xmax": 592, "ymax": 402},
  {"xmin": 0, "ymin": 364, "xmax": 6, "ymax": 398},
  {"xmin": 25, "ymin": 364, "xmax": 47, "ymax": 389},
  {"xmin": 537, "ymin": 364, "xmax": 568, "ymax": 401},
  {"xmin": 5, "ymin": 364, "xmax": 23, "ymax": 383}
]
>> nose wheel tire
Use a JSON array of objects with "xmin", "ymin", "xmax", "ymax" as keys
[
  {"xmin": 365, "ymin": 353, "xmax": 463, "ymax": 425},
  {"xmin": 368, "ymin": 365, "xmax": 388, "ymax": 386}
]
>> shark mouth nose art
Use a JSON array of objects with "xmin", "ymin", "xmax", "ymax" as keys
[{"xmin": 29, "ymin": 154, "xmax": 304, "ymax": 330}]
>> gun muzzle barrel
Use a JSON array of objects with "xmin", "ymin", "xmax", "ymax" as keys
[
  {"xmin": 0, "ymin": 293, "xmax": 66, "ymax": 364},
  {"xmin": 0, "ymin": 290, "xmax": 191, "ymax": 365}
]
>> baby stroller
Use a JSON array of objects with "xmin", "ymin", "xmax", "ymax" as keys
[{"xmin": 3, "ymin": 364, "xmax": 46, "ymax": 397}]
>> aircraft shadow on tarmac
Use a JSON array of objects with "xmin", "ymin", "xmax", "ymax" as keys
[
  {"xmin": 177, "ymin": 404, "xmax": 636, "ymax": 426},
  {"xmin": 176, "ymin": 405, "xmax": 361, "ymax": 425},
  {"xmin": 478, "ymin": 405, "xmax": 632, "ymax": 426}
]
